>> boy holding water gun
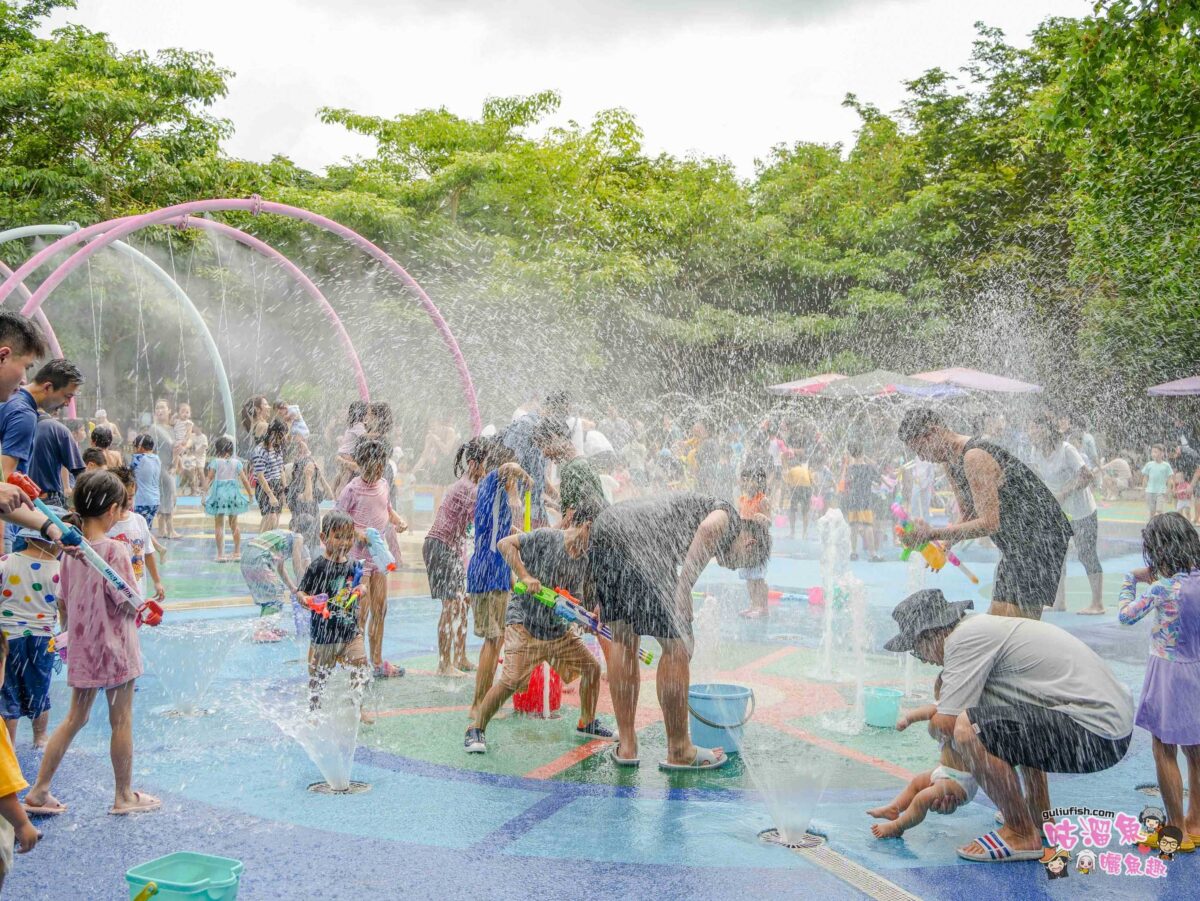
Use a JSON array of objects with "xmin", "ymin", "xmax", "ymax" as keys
[
  {"xmin": 463, "ymin": 527, "xmax": 615, "ymax": 754},
  {"xmin": 297, "ymin": 512, "xmax": 372, "ymax": 722}
]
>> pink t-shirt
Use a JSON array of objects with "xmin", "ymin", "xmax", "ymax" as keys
[
  {"xmin": 426, "ymin": 476, "xmax": 477, "ymax": 552},
  {"xmin": 338, "ymin": 476, "xmax": 398, "ymax": 572},
  {"xmin": 60, "ymin": 537, "xmax": 142, "ymax": 689},
  {"xmin": 337, "ymin": 423, "xmax": 367, "ymax": 457}
]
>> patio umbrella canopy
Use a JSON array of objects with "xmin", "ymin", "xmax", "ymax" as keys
[
  {"xmin": 819, "ymin": 369, "xmax": 937, "ymax": 399},
  {"xmin": 911, "ymin": 367, "xmax": 1042, "ymax": 393},
  {"xmin": 766, "ymin": 373, "xmax": 848, "ymax": 395},
  {"xmin": 1147, "ymin": 375, "xmax": 1200, "ymax": 396}
]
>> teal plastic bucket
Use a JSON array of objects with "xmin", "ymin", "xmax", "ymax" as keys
[
  {"xmin": 126, "ymin": 852, "xmax": 244, "ymax": 901},
  {"xmin": 863, "ymin": 687, "xmax": 903, "ymax": 728},
  {"xmin": 688, "ymin": 683, "xmax": 755, "ymax": 754}
]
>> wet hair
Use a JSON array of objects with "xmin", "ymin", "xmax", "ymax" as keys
[
  {"xmin": 898, "ymin": 408, "xmax": 945, "ymax": 444},
  {"xmin": 533, "ymin": 416, "xmax": 570, "ymax": 448},
  {"xmin": 485, "ymin": 436, "xmax": 515, "ymax": 470},
  {"xmin": 543, "ymin": 391, "xmax": 570, "ymax": 416},
  {"xmin": 0, "ymin": 310, "xmax": 48, "ymax": 358},
  {"xmin": 367, "ymin": 402, "xmax": 393, "ymax": 434},
  {"xmin": 848, "ymin": 442, "xmax": 863, "ymax": 457},
  {"xmin": 320, "ymin": 509, "xmax": 355, "ymax": 538},
  {"xmin": 31, "ymin": 358, "xmax": 83, "ymax": 389},
  {"xmin": 213, "ymin": 436, "xmax": 235, "ymax": 458},
  {"xmin": 110, "ymin": 464, "xmax": 136, "ymax": 491},
  {"xmin": 353, "ymin": 438, "xmax": 389, "ymax": 470},
  {"xmin": 1142, "ymin": 512, "xmax": 1200, "ymax": 579},
  {"xmin": 347, "ymin": 401, "xmax": 368, "ymax": 426},
  {"xmin": 90, "ymin": 425, "xmax": 113, "ymax": 449},
  {"xmin": 263, "ymin": 418, "xmax": 289, "ymax": 450},
  {"xmin": 133, "ymin": 433, "xmax": 155, "ymax": 452},
  {"xmin": 453, "ymin": 436, "xmax": 491, "ymax": 478},
  {"xmin": 740, "ymin": 464, "xmax": 768, "ymax": 492},
  {"xmin": 1151, "ymin": 443, "xmax": 1165, "ymax": 453},
  {"xmin": 82, "ymin": 447, "xmax": 107, "ymax": 467},
  {"xmin": 72, "ymin": 470, "xmax": 127, "ymax": 518}
]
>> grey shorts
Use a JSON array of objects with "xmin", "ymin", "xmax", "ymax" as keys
[{"xmin": 422, "ymin": 536, "xmax": 464, "ymax": 600}]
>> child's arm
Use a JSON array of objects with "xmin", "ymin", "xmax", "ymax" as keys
[
  {"xmin": 896, "ymin": 704, "xmax": 938, "ymax": 731},
  {"xmin": 0, "ymin": 792, "xmax": 39, "ymax": 854},
  {"xmin": 1118, "ymin": 572, "xmax": 1173, "ymax": 625},
  {"xmin": 317, "ymin": 466, "xmax": 335, "ymax": 500},
  {"xmin": 238, "ymin": 469, "xmax": 255, "ymax": 499},
  {"xmin": 144, "ymin": 543, "xmax": 166, "ymax": 602},
  {"xmin": 275, "ymin": 556, "xmax": 299, "ymax": 595},
  {"xmin": 302, "ymin": 462, "xmax": 315, "ymax": 503},
  {"xmin": 387, "ymin": 506, "xmax": 407, "ymax": 533},
  {"xmin": 498, "ymin": 534, "xmax": 537, "ymax": 593}
]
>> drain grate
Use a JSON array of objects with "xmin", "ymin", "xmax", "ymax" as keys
[
  {"xmin": 308, "ymin": 781, "xmax": 371, "ymax": 795},
  {"xmin": 1137, "ymin": 783, "xmax": 1188, "ymax": 797},
  {"xmin": 760, "ymin": 829, "xmax": 922, "ymax": 901}
]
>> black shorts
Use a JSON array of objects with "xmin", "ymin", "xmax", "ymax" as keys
[
  {"xmin": 993, "ymin": 532, "xmax": 1069, "ymax": 613},
  {"xmin": 422, "ymin": 536, "xmax": 465, "ymax": 600},
  {"xmin": 256, "ymin": 479, "xmax": 284, "ymax": 515},
  {"xmin": 968, "ymin": 703, "xmax": 1130, "ymax": 774},
  {"xmin": 591, "ymin": 541, "xmax": 689, "ymax": 641},
  {"xmin": 789, "ymin": 486, "xmax": 812, "ymax": 512}
]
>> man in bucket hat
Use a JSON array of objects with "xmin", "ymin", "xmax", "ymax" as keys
[{"xmin": 885, "ymin": 589, "xmax": 1133, "ymax": 865}]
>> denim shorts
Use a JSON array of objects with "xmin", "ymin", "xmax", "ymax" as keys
[{"xmin": 1, "ymin": 634, "xmax": 55, "ymax": 720}]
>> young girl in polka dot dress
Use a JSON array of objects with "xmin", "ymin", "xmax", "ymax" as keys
[{"xmin": 0, "ymin": 521, "xmax": 62, "ymax": 750}]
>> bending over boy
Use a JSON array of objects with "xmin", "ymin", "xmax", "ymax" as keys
[{"xmin": 464, "ymin": 527, "xmax": 614, "ymax": 753}]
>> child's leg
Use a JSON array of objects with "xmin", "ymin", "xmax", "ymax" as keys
[
  {"xmin": 436, "ymin": 598, "xmax": 457, "ymax": 674},
  {"xmin": 213, "ymin": 514, "xmax": 225, "ymax": 559},
  {"xmin": 452, "ymin": 596, "xmax": 473, "ymax": 670},
  {"xmin": 367, "ymin": 572, "xmax": 387, "ymax": 668},
  {"xmin": 308, "ymin": 645, "xmax": 336, "ymax": 709},
  {"xmin": 229, "ymin": 515, "xmax": 241, "ymax": 557},
  {"xmin": 341, "ymin": 635, "xmax": 373, "ymax": 723},
  {"xmin": 750, "ymin": 577, "xmax": 769, "ymax": 613},
  {"xmin": 470, "ymin": 637, "xmax": 501, "ymax": 720},
  {"xmin": 1153, "ymin": 736, "xmax": 1187, "ymax": 829},
  {"xmin": 31, "ymin": 710, "xmax": 49, "ymax": 749},
  {"xmin": 24, "ymin": 687, "xmax": 99, "ymax": 806},
  {"xmin": 107, "ymin": 680, "xmax": 151, "ymax": 810},
  {"xmin": 871, "ymin": 779, "xmax": 965, "ymax": 838},
  {"xmin": 867, "ymin": 771, "xmax": 934, "ymax": 821},
  {"xmin": 1182, "ymin": 744, "xmax": 1200, "ymax": 834}
]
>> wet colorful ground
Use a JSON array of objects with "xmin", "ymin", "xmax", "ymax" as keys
[{"xmin": 6, "ymin": 499, "xmax": 1195, "ymax": 899}]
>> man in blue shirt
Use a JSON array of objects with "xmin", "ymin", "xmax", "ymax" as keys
[{"xmin": 5, "ymin": 358, "xmax": 81, "ymax": 476}]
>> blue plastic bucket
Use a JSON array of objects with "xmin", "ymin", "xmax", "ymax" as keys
[
  {"xmin": 863, "ymin": 687, "xmax": 903, "ymax": 729},
  {"xmin": 126, "ymin": 852, "xmax": 244, "ymax": 901},
  {"xmin": 688, "ymin": 683, "xmax": 755, "ymax": 754}
]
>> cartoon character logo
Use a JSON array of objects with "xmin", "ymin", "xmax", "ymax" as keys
[
  {"xmin": 1157, "ymin": 825, "xmax": 1183, "ymax": 861},
  {"xmin": 1137, "ymin": 805, "xmax": 1165, "ymax": 852},
  {"xmin": 1041, "ymin": 846, "xmax": 1070, "ymax": 880},
  {"xmin": 1075, "ymin": 849, "xmax": 1095, "ymax": 874}
]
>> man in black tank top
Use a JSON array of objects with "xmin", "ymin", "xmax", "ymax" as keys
[{"xmin": 898, "ymin": 408, "xmax": 1071, "ymax": 620}]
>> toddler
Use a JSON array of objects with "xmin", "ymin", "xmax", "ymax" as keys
[
  {"xmin": 867, "ymin": 678, "xmax": 977, "ymax": 838},
  {"xmin": 107, "ymin": 466, "xmax": 166, "ymax": 605}
]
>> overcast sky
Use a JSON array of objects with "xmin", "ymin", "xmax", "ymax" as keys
[{"xmin": 49, "ymin": 0, "xmax": 1087, "ymax": 178}]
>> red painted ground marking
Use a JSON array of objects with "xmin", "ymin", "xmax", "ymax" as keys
[
  {"xmin": 524, "ymin": 740, "xmax": 611, "ymax": 779},
  {"xmin": 733, "ymin": 645, "xmax": 799, "ymax": 675},
  {"xmin": 373, "ymin": 704, "xmax": 472, "ymax": 718},
  {"xmin": 759, "ymin": 709, "xmax": 914, "ymax": 782}
]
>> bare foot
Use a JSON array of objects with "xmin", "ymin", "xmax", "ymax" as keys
[
  {"xmin": 360, "ymin": 711, "xmax": 376, "ymax": 725},
  {"xmin": 1077, "ymin": 606, "xmax": 1106, "ymax": 615},
  {"xmin": 871, "ymin": 820, "xmax": 905, "ymax": 838},
  {"xmin": 33, "ymin": 736, "xmax": 47, "ymax": 751},
  {"xmin": 867, "ymin": 804, "xmax": 901, "ymax": 821},
  {"xmin": 454, "ymin": 659, "xmax": 477, "ymax": 672}
]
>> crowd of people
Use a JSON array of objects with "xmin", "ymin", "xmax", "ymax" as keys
[{"xmin": 0, "ymin": 298, "xmax": 1196, "ymax": 883}]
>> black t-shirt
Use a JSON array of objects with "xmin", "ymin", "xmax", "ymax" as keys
[
  {"xmin": 299, "ymin": 556, "xmax": 360, "ymax": 644},
  {"xmin": 846, "ymin": 462, "xmax": 877, "ymax": 510},
  {"xmin": 1173, "ymin": 447, "xmax": 1200, "ymax": 479}
]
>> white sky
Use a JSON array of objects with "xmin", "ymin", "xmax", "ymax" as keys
[{"xmin": 49, "ymin": 0, "xmax": 1088, "ymax": 178}]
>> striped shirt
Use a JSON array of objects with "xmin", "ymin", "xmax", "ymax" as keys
[{"xmin": 252, "ymin": 446, "xmax": 284, "ymax": 483}]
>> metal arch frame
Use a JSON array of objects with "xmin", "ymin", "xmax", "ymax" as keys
[
  {"xmin": 0, "ymin": 223, "xmax": 238, "ymax": 436},
  {"xmin": 0, "ymin": 197, "xmax": 481, "ymax": 434}
]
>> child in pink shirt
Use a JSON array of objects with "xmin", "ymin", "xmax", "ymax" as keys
[
  {"xmin": 22, "ymin": 470, "xmax": 160, "ymax": 817},
  {"xmin": 338, "ymin": 439, "xmax": 407, "ymax": 678}
]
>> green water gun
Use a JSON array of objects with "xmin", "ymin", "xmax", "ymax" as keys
[{"xmin": 513, "ymin": 582, "xmax": 654, "ymax": 665}]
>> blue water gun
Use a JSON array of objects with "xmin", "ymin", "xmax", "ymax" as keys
[{"xmin": 364, "ymin": 528, "xmax": 396, "ymax": 571}]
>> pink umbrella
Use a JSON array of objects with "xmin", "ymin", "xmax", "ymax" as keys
[
  {"xmin": 911, "ymin": 367, "xmax": 1042, "ymax": 394},
  {"xmin": 1147, "ymin": 375, "xmax": 1200, "ymax": 396},
  {"xmin": 766, "ymin": 373, "xmax": 848, "ymax": 396}
]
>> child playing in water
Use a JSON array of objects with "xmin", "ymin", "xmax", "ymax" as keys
[
  {"xmin": 251, "ymin": 420, "xmax": 285, "ymax": 532},
  {"xmin": 82, "ymin": 447, "xmax": 106, "ymax": 471},
  {"xmin": 21, "ymin": 470, "xmax": 160, "ymax": 817},
  {"xmin": 107, "ymin": 466, "xmax": 166, "ymax": 606},
  {"xmin": 337, "ymin": 439, "xmax": 408, "ymax": 679},
  {"xmin": 298, "ymin": 512, "xmax": 371, "ymax": 721},
  {"xmin": 202, "ymin": 436, "xmax": 254, "ymax": 562},
  {"xmin": 0, "ymin": 634, "xmax": 41, "ymax": 889},
  {"xmin": 0, "ymin": 519, "xmax": 65, "ymax": 750},
  {"xmin": 130, "ymin": 434, "xmax": 161, "ymax": 530},
  {"xmin": 867, "ymin": 677, "xmax": 978, "ymax": 838},
  {"xmin": 1118, "ymin": 512, "xmax": 1200, "ymax": 852},
  {"xmin": 423, "ymin": 437, "xmax": 489, "ymax": 676},
  {"xmin": 1143, "ymin": 445, "xmax": 1174, "ymax": 519},
  {"xmin": 333, "ymin": 401, "xmax": 368, "ymax": 495},
  {"xmin": 240, "ymin": 529, "xmax": 305, "ymax": 643},
  {"xmin": 283, "ymin": 436, "xmax": 332, "ymax": 567},
  {"xmin": 738, "ymin": 464, "xmax": 772, "ymax": 619}
]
